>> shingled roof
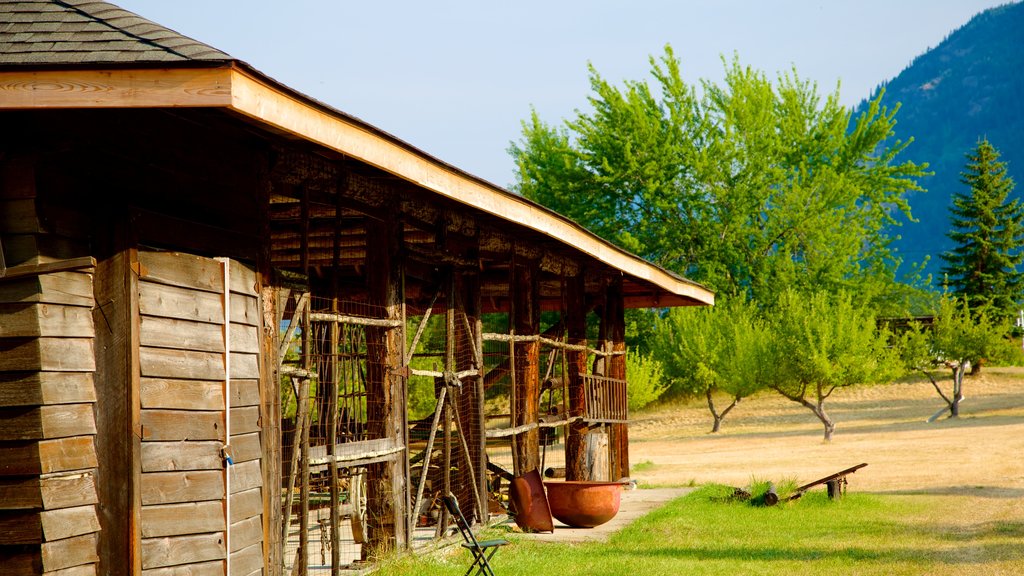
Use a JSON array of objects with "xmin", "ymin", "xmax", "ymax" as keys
[{"xmin": 0, "ymin": 0, "xmax": 231, "ymax": 64}]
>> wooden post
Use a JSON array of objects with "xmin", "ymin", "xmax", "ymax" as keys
[
  {"xmin": 92, "ymin": 215, "xmax": 141, "ymax": 576},
  {"xmin": 295, "ymin": 304, "xmax": 312, "ymax": 576},
  {"xmin": 257, "ymin": 158, "xmax": 284, "ymax": 576},
  {"xmin": 464, "ymin": 272, "xmax": 488, "ymax": 523},
  {"xmin": 363, "ymin": 216, "xmax": 407, "ymax": 559},
  {"xmin": 511, "ymin": 259, "xmax": 540, "ymax": 475},
  {"xmin": 606, "ymin": 277, "xmax": 629, "ymax": 481},
  {"xmin": 564, "ymin": 272, "xmax": 588, "ymax": 481}
]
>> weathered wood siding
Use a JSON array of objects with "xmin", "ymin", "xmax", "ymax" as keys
[
  {"xmin": 0, "ymin": 158, "xmax": 101, "ymax": 575},
  {"xmin": 136, "ymin": 250, "xmax": 264, "ymax": 575}
]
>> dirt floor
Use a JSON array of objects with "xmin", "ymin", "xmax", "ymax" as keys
[{"xmin": 629, "ymin": 366, "xmax": 1024, "ymax": 501}]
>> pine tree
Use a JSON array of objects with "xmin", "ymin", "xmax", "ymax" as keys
[{"xmin": 940, "ymin": 139, "xmax": 1024, "ymax": 321}]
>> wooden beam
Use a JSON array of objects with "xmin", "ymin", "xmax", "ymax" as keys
[
  {"xmin": 565, "ymin": 273, "xmax": 589, "ymax": 481},
  {"xmin": 362, "ymin": 215, "xmax": 408, "ymax": 558},
  {"xmin": 0, "ymin": 68, "xmax": 232, "ymax": 109},
  {"xmin": 605, "ymin": 278, "xmax": 629, "ymax": 481},
  {"xmin": 511, "ymin": 260, "xmax": 540, "ymax": 475}
]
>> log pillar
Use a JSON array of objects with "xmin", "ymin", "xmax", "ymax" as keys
[
  {"xmin": 564, "ymin": 272, "xmax": 589, "ymax": 481},
  {"xmin": 363, "ymin": 216, "xmax": 408, "ymax": 559},
  {"xmin": 605, "ymin": 277, "xmax": 629, "ymax": 481},
  {"xmin": 457, "ymin": 271, "xmax": 487, "ymax": 524},
  {"xmin": 510, "ymin": 260, "xmax": 540, "ymax": 475}
]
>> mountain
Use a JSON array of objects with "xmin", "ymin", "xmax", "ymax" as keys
[{"xmin": 865, "ymin": 1, "xmax": 1024, "ymax": 282}]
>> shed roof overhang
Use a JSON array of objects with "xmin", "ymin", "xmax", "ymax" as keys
[{"xmin": 0, "ymin": 62, "xmax": 713, "ymax": 308}]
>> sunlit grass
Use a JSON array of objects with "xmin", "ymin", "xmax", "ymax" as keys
[{"xmin": 376, "ymin": 486, "xmax": 1024, "ymax": 575}]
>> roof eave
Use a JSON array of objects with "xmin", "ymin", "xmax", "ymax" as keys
[{"xmin": 0, "ymin": 61, "xmax": 714, "ymax": 307}]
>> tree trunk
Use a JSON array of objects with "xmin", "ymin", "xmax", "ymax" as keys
[
  {"xmin": 950, "ymin": 363, "xmax": 967, "ymax": 418},
  {"xmin": 706, "ymin": 389, "xmax": 739, "ymax": 434}
]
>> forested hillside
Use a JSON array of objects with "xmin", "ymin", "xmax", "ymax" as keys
[{"xmin": 868, "ymin": 1, "xmax": 1024, "ymax": 280}]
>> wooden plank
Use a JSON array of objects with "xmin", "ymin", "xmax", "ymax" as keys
[
  {"xmin": 229, "ymin": 294, "xmax": 258, "ymax": 327},
  {"xmin": 140, "ymin": 316, "xmax": 222, "ymax": 353},
  {"xmin": 0, "ymin": 198, "xmax": 38, "ymax": 233},
  {"xmin": 141, "ymin": 410, "xmax": 224, "ymax": 442},
  {"xmin": 228, "ymin": 379, "xmax": 259, "ymax": 408},
  {"xmin": 138, "ymin": 251, "xmax": 222, "ymax": 294},
  {"xmin": 0, "ymin": 372, "xmax": 95, "ymax": 407},
  {"xmin": 228, "ymin": 260, "xmax": 257, "ymax": 296},
  {"xmin": 1, "ymin": 234, "xmax": 89, "ymax": 269},
  {"xmin": 140, "ymin": 470, "xmax": 224, "ymax": 506},
  {"xmin": 141, "ymin": 441, "xmax": 223, "ymax": 472},
  {"xmin": 228, "ymin": 487, "xmax": 261, "ymax": 525},
  {"xmin": 0, "ymin": 509, "xmax": 42, "ymax": 544},
  {"xmin": 228, "ymin": 542, "xmax": 262, "ymax": 576},
  {"xmin": 40, "ymin": 472, "xmax": 98, "ymax": 511},
  {"xmin": 140, "ymin": 501, "xmax": 224, "ymax": 538},
  {"xmin": 0, "ymin": 68, "xmax": 233, "ymax": 110},
  {"xmin": 41, "ymin": 532, "xmax": 98, "ymax": 572},
  {"xmin": 40, "ymin": 505, "xmax": 100, "ymax": 542},
  {"xmin": 228, "ymin": 515, "xmax": 261, "ymax": 553},
  {"xmin": 0, "ymin": 271, "xmax": 93, "ymax": 307},
  {"xmin": 0, "ymin": 303, "xmax": 94, "ymax": 338},
  {"xmin": 0, "ymin": 548, "xmax": 42, "ymax": 575},
  {"xmin": 229, "ymin": 324, "xmax": 259, "ymax": 354},
  {"xmin": 44, "ymin": 564, "xmax": 96, "ymax": 576},
  {"xmin": 228, "ymin": 459, "xmax": 261, "ymax": 495},
  {"xmin": 227, "ymin": 432, "xmax": 260, "ymax": 464},
  {"xmin": 228, "ymin": 353, "xmax": 259, "ymax": 380},
  {"xmin": 0, "ymin": 338, "xmax": 95, "ymax": 372},
  {"xmin": 139, "ymin": 347, "xmax": 224, "ymax": 380},
  {"xmin": 0, "ymin": 436, "xmax": 98, "ymax": 476},
  {"xmin": 138, "ymin": 282, "xmax": 223, "ymax": 324},
  {"xmin": 0, "ymin": 476, "xmax": 42, "ymax": 509},
  {"xmin": 141, "ymin": 560, "xmax": 223, "ymax": 576},
  {"xmin": 229, "ymin": 406, "xmax": 259, "ymax": 436},
  {"xmin": 0, "ymin": 404, "xmax": 96, "ymax": 440},
  {"xmin": 140, "ymin": 532, "xmax": 226, "ymax": 570},
  {"xmin": 0, "ymin": 257, "xmax": 96, "ymax": 281},
  {"xmin": 140, "ymin": 379, "xmax": 223, "ymax": 411}
]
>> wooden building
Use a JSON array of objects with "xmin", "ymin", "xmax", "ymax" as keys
[{"xmin": 0, "ymin": 1, "xmax": 713, "ymax": 574}]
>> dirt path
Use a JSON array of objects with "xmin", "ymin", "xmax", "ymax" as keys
[{"xmin": 629, "ymin": 367, "xmax": 1024, "ymax": 498}]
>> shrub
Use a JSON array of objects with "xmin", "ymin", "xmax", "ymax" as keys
[{"xmin": 626, "ymin": 351, "xmax": 667, "ymax": 411}]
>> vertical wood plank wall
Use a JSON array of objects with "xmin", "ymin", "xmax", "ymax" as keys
[
  {"xmin": 0, "ymin": 158, "xmax": 101, "ymax": 574},
  {"xmin": 135, "ymin": 250, "xmax": 264, "ymax": 576}
]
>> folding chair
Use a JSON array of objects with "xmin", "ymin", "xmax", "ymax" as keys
[{"xmin": 441, "ymin": 493, "xmax": 510, "ymax": 576}]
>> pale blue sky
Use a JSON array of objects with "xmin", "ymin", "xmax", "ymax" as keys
[{"xmin": 117, "ymin": 1, "xmax": 1008, "ymax": 187}]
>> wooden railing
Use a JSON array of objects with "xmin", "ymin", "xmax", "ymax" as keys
[{"xmin": 582, "ymin": 374, "xmax": 628, "ymax": 424}]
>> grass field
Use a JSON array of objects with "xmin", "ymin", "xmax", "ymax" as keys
[{"xmin": 379, "ymin": 367, "xmax": 1024, "ymax": 575}]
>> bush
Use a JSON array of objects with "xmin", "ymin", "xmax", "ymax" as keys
[{"xmin": 626, "ymin": 351, "xmax": 667, "ymax": 411}]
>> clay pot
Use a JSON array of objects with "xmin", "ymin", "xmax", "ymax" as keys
[{"xmin": 544, "ymin": 481, "xmax": 624, "ymax": 528}]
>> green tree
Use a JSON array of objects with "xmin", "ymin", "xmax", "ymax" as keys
[
  {"xmin": 940, "ymin": 139, "xmax": 1024, "ymax": 321},
  {"xmin": 624, "ymin": 351, "xmax": 667, "ymax": 412},
  {"xmin": 900, "ymin": 297, "xmax": 1015, "ymax": 418},
  {"xmin": 511, "ymin": 46, "xmax": 928, "ymax": 307},
  {"xmin": 652, "ymin": 299, "xmax": 766, "ymax": 432},
  {"xmin": 769, "ymin": 290, "xmax": 896, "ymax": 441}
]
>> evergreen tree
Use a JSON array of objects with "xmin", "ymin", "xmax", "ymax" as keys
[{"xmin": 940, "ymin": 139, "xmax": 1024, "ymax": 320}]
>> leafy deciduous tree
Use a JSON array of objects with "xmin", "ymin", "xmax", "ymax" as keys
[
  {"xmin": 770, "ymin": 290, "xmax": 897, "ymax": 441},
  {"xmin": 652, "ymin": 299, "xmax": 766, "ymax": 432},
  {"xmin": 511, "ymin": 46, "xmax": 928, "ymax": 309}
]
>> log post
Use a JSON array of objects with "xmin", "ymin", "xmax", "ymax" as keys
[
  {"xmin": 564, "ymin": 272, "xmax": 588, "ymax": 481},
  {"xmin": 457, "ymin": 271, "xmax": 487, "ymax": 524},
  {"xmin": 605, "ymin": 277, "xmax": 629, "ymax": 481},
  {"xmin": 511, "ymin": 259, "xmax": 540, "ymax": 475},
  {"xmin": 363, "ymin": 216, "xmax": 408, "ymax": 559}
]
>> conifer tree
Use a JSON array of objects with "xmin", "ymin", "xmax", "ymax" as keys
[{"xmin": 940, "ymin": 139, "xmax": 1024, "ymax": 320}]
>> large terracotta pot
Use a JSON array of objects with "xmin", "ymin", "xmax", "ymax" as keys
[{"xmin": 544, "ymin": 481, "xmax": 624, "ymax": 528}]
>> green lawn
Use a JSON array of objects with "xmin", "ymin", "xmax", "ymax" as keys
[{"xmin": 375, "ymin": 486, "xmax": 1024, "ymax": 575}]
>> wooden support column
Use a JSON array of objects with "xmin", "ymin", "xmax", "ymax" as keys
[
  {"xmin": 511, "ymin": 259, "xmax": 540, "ymax": 475},
  {"xmin": 257, "ymin": 159, "xmax": 283, "ymax": 576},
  {"xmin": 564, "ymin": 272, "xmax": 588, "ymax": 481},
  {"xmin": 606, "ymin": 277, "xmax": 629, "ymax": 481},
  {"xmin": 92, "ymin": 216, "xmax": 142, "ymax": 576},
  {"xmin": 465, "ymin": 272, "xmax": 488, "ymax": 524},
  {"xmin": 363, "ymin": 216, "xmax": 408, "ymax": 559}
]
